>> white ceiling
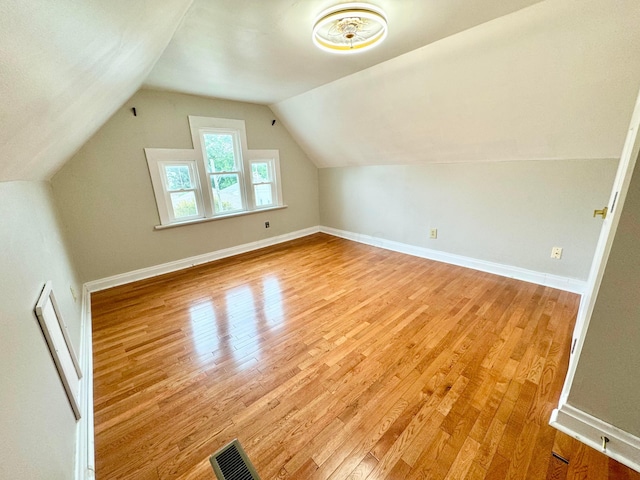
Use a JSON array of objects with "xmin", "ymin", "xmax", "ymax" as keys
[
  {"xmin": 144, "ymin": 0, "xmax": 544, "ymax": 105},
  {"xmin": 0, "ymin": 0, "xmax": 192, "ymax": 182},
  {"xmin": 1, "ymin": 0, "xmax": 639, "ymax": 181},
  {"xmin": 272, "ymin": 0, "xmax": 640, "ymax": 168}
]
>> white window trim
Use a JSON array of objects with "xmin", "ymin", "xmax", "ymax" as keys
[
  {"xmin": 246, "ymin": 150, "xmax": 283, "ymax": 209},
  {"xmin": 145, "ymin": 117, "xmax": 285, "ymax": 228},
  {"xmin": 190, "ymin": 117, "xmax": 248, "ymax": 217},
  {"xmin": 153, "ymin": 204, "xmax": 288, "ymax": 230},
  {"xmin": 144, "ymin": 149, "xmax": 204, "ymax": 226}
]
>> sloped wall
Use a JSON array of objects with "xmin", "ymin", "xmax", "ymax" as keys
[
  {"xmin": 0, "ymin": 181, "xmax": 83, "ymax": 479},
  {"xmin": 0, "ymin": 0, "xmax": 193, "ymax": 182},
  {"xmin": 273, "ymin": 0, "xmax": 640, "ymax": 170}
]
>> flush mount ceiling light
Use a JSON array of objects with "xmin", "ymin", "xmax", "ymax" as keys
[{"xmin": 313, "ymin": 3, "xmax": 388, "ymax": 54}]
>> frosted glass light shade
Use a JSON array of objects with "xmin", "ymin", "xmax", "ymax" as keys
[{"xmin": 313, "ymin": 3, "xmax": 388, "ymax": 54}]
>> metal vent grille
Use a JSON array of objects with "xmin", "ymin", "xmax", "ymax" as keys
[{"xmin": 210, "ymin": 439, "xmax": 261, "ymax": 480}]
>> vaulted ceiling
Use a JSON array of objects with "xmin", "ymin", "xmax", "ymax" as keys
[
  {"xmin": 272, "ymin": 0, "xmax": 640, "ymax": 167},
  {"xmin": 144, "ymin": 0, "xmax": 545, "ymax": 104},
  {"xmin": 0, "ymin": 0, "xmax": 193, "ymax": 182},
  {"xmin": 1, "ymin": 0, "xmax": 639, "ymax": 182}
]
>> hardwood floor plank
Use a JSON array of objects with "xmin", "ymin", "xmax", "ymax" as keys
[
  {"xmin": 445, "ymin": 436, "xmax": 481, "ymax": 480},
  {"xmin": 405, "ymin": 429, "xmax": 451, "ymax": 480},
  {"xmin": 346, "ymin": 452, "xmax": 378, "ymax": 480},
  {"xmin": 91, "ymin": 233, "xmax": 640, "ymax": 479},
  {"xmin": 326, "ymin": 397, "xmax": 409, "ymax": 480}
]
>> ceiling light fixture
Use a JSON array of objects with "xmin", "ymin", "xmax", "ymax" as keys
[{"xmin": 312, "ymin": 3, "xmax": 388, "ymax": 54}]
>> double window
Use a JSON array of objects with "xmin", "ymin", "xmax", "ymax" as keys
[{"xmin": 145, "ymin": 117, "xmax": 283, "ymax": 227}]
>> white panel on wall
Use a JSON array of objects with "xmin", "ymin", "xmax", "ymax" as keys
[{"xmin": 34, "ymin": 281, "xmax": 82, "ymax": 420}]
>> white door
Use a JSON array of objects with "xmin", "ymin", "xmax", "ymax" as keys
[{"xmin": 558, "ymin": 87, "xmax": 640, "ymax": 406}]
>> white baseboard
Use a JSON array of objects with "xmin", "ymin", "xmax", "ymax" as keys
[
  {"xmin": 75, "ymin": 285, "xmax": 95, "ymax": 480},
  {"xmin": 85, "ymin": 226, "xmax": 320, "ymax": 292},
  {"xmin": 320, "ymin": 226, "xmax": 586, "ymax": 294},
  {"xmin": 550, "ymin": 404, "xmax": 640, "ymax": 472}
]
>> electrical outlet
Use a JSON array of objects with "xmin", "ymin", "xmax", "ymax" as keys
[
  {"xmin": 429, "ymin": 228, "xmax": 438, "ymax": 239},
  {"xmin": 265, "ymin": 221, "xmax": 270, "ymax": 228},
  {"xmin": 551, "ymin": 247, "xmax": 563, "ymax": 259}
]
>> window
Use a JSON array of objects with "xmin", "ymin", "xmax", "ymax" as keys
[
  {"xmin": 246, "ymin": 151, "xmax": 283, "ymax": 209},
  {"xmin": 252, "ymin": 161, "xmax": 273, "ymax": 206},
  {"xmin": 145, "ymin": 117, "xmax": 284, "ymax": 228},
  {"xmin": 201, "ymin": 130, "xmax": 245, "ymax": 214},
  {"xmin": 145, "ymin": 149, "xmax": 204, "ymax": 225},
  {"xmin": 163, "ymin": 163, "xmax": 202, "ymax": 220}
]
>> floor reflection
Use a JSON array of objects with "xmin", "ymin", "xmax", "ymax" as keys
[
  {"xmin": 188, "ymin": 300, "xmax": 219, "ymax": 357},
  {"xmin": 262, "ymin": 276, "xmax": 285, "ymax": 328},
  {"xmin": 221, "ymin": 285, "xmax": 260, "ymax": 366},
  {"xmin": 188, "ymin": 277, "xmax": 286, "ymax": 367}
]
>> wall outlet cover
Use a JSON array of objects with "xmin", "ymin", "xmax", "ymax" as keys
[{"xmin": 551, "ymin": 247, "xmax": 563, "ymax": 259}]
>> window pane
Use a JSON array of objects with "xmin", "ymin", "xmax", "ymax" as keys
[
  {"xmin": 164, "ymin": 165, "xmax": 193, "ymax": 191},
  {"xmin": 251, "ymin": 162, "xmax": 270, "ymax": 183},
  {"xmin": 170, "ymin": 191, "xmax": 198, "ymax": 218},
  {"xmin": 254, "ymin": 184, "xmax": 273, "ymax": 206},
  {"xmin": 203, "ymin": 133, "xmax": 236, "ymax": 172},
  {"xmin": 211, "ymin": 174, "xmax": 243, "ymax": 212}
]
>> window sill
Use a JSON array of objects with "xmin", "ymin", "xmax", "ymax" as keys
[{"xmin": 154, "ymin": 205, "xmax": 288, "ymax": 230}]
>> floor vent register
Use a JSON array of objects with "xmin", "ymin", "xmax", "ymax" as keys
[{"xmin": 210, "ymin": 439, "xmax": 261, "ymax": 480}]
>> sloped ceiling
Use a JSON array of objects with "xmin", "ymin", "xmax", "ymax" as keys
[
  {"xmin": 0, "ymin": 0, "xmax": 193, "ymax": 182},
  {"xmin": 272, "ymin": 0, "xmax": 640, "ymax": 168},
  {"xmin": 2, "ymin": 0, "xmax": 639, "ymax": 181},
  {"xmin": 144, "ymin": 0, "xmax": 544, "ymax": 104}
]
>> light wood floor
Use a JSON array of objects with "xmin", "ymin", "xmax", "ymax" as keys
[{"xmin": 92, "ymin": 233, "xmax": 640, "ymax": 479}]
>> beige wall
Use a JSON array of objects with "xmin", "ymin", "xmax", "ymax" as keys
[
  {"xmin": 51, "ymin": 89, "xmax": 617, "ymax": 285},
  {"xmin": 52, "ymin": 89, "xmax": 319, "ymax": 282},
  {"xmin": 568, "ymin": 153, "xmax": 640, "ymax": 437},
  {"xmin": 0, "ymin": 181, "xmax": 82, "ymax": 479},
  {"xmin": 319, "ymin": 159, "xmax": 617, "ymax": 280}
]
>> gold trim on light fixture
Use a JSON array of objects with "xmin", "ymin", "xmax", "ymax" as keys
[{"xmin": 313, "ymin": 3, "xmax": 388, "ymax": 54}]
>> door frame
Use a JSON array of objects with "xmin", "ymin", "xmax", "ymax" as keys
[{"xmin": 550, "ymin": 87, "xmax": 640, "ymax": 471}]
